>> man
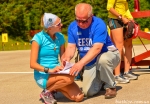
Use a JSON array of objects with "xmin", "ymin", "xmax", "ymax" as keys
[{"xmin": 62, "ymin": 3, "xmax": 120, "ymax": 99}]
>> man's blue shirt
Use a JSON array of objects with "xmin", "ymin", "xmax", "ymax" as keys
[{"xmin": 68, "ymin": 16, "xmax": 115, "ymax": 66}]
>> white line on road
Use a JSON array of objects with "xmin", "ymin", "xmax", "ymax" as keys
[{"xmin": 0, "ymin": 72, "xmax": 33, "ymax": 74}]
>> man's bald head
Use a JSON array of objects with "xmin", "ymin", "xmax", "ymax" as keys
[{"xmin": 75, "ymin": 3, "xmax": 93, "ymax": 18}]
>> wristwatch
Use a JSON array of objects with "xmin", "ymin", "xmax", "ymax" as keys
[
  {"xmin": 118, "ymin": 15, "xmax": 122, "ymax": 21},
  {"xmin": 44, "ymin": 67, "xmax": 49, "ymax": 73}
]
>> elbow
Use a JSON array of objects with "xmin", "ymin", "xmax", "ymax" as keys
[
  {"xmin": 97, "ymin": 48, "xmax": 101, "ymax": 54},
  {"xmin": 30, "ymin": 64, "xmax": 34, "ymax": 69},
  {"xmin": 30, "ymin": 62, "xmax": 35, "ymax": 69},
  {"xmin": 93, "ymin": 47, "xmax": 101, "ymax": 55}
]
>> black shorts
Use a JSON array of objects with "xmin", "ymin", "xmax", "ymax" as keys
[{"xmin": 108, "ymin": 18, "xmax": 124, "ymax": 30}]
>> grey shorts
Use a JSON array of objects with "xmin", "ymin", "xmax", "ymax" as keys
[{"xmin": 108, "ymin": 18, "xmax": 124, "ymax": 30}]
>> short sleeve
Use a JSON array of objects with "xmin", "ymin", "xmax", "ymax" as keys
[
  {"xmin": 30, "ymin": 33, "xmax": 42, "ymax": 46},
  {"xmin": 92, "ymin": 19, "xmax": 107, "ymax": 44},
  {"xmin": 107, "ymin": 0, "xmax": 115, "ymax": 11},
  {"xmin": 68, "ymin": 23, "xmax": 76, "ymax": 44},
  {"xmin": 124, "ymin": 9, "xmax": 133, "ymax": 19}
]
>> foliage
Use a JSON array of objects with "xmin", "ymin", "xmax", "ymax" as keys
[{"xmin": 0, "ymin": 0, "xmax": 150, "ymax": 41}]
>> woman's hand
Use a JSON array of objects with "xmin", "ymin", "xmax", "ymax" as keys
[
  {"xmin": 122, "ymin": 17, "xmax": 130, "ymax": 24},
  {"xmin": 49, "ymin": 66, "xmax": 64, "ymax": 73}
]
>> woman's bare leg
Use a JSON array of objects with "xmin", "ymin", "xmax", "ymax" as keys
[
  {"xmin": 45, "ymin": 74, "xmax": 83, "ymax": 101},
  {"xmin": 124, "ymin": 38, "xmax": 132, "ymax": 73},
  {"xmin": 58, "ymin": 82, "xmax": 84, "ymax": 102},
  {"xmin": 111, "ymin": 28, "xmax": 124, "ymax": 76},
  {"xmin": 46, "ymin": 74, "xmax": 74, "ymax": 91}
]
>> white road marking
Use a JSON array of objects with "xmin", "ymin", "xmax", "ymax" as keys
[{"xmin": 0, "ymin": 72, "xmax": 33, "ymax": 74}]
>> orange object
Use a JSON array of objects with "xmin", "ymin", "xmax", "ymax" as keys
[{"xmin": 121, "ymin": 10, "xmax": 150, "ymax": 69}]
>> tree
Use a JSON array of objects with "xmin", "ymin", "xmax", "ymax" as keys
[{"xmin": 0, "ymin": 0, "xmax": 150, "ymax": 41}]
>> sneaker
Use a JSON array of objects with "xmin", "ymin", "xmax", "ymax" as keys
[
  {"xmin": 129, "ymin": 70, "xmax": 140, "ymax": 76},
  {"xmin": 74, "ymin": 74, "xmax": 81, "ymax": 81},
  {"xmin": 123, "ymin": 72, "xmax": 138, "ymax": 80},
  {"xmin": 51, "ymin": 90, "xmax": 57, "ymax": 99},
  {"xmin": 115, "ymin": 75, "xmax": 130, "ymax": 84},
  {"xmin": 105, "ymin": 88, "xmax": 117, "ymax": 99},
  {"xmin": 40, "ymin": 90, "xmax": 57, "ymax": 104}
]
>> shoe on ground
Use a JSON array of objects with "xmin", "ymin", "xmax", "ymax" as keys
[
  {"xmin": 129, "ymin": 70, "xmax": 140, "ymax": 76},
  {"xmin": 100, "ymin": 82, "xmax": 105, "ymax": 91},
  {"xmin": 115, "ymin": 75, "xmax": 130, "ymax": 84},
  {"xmin": 123, "ymin": 72, "xmax": 138, "ymax": 80},
  {"xmin": 105, "ymin": 88, "xmax": 117, "ymax": 99},
  {"xmin": 74, "ymin": 74, "xmax": 81, "ymax": 81},
  {"xmin": 40, "ymin": 90, "xmax": 57, "ymax": 104}
]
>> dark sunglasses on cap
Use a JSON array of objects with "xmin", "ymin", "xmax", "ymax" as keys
[{"xmin": 75, "ymin": 16, "xmax": 91, "ymax": 24}]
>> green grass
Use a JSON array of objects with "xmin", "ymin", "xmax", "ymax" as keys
[
  {"xmin": 132, "ymin": 37, "xmax": 150, "ymax": 45},
  {"xmin": 0, "ymin": 35, "xmax": 31, "ymax": 51},
  {"xmin": 0, "ymin": 35, "xmax": 149, "ymax": 51},
  {"xmin": 0, "ymin": 34, "xmax": 68, "ymax": 51}
]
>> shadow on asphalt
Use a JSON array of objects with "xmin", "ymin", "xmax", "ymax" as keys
[{"xmin": 38, "ymin": 85, "xmax": 123, "ymax": 103}]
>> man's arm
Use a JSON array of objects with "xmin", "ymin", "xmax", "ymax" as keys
[
  {"xmin": 61, "ymin": 43, "xmax": 76, "ymax": 62},
  {"xmin": 69, "ymin": 43, "xmax": 103, "ymax": 76},
  {"xmin": 79, "ymin": 43, "xmax": 103, "ymax": 66}
]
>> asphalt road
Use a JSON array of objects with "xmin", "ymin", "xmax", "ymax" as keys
[{"xmin": 0, "ymin": 45, "xmax": 150, "ymax": 104}]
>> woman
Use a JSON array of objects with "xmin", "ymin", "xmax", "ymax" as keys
[
  {"xmin": 30, "ymin": 13, "xmax": 84, "ymax": 104},
  {"xmin": 107, "ymin": 0, "xmax": 138, "ymax": 84}
]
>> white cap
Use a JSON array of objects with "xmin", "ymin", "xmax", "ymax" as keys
[{"xmin": 43, "ymin": 13, "xmax": 58, "ymax": 29}]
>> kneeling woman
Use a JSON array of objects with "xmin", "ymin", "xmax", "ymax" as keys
[{"xmin": 30, "ymin": 13, "xmax": 84, "ymax": 104}]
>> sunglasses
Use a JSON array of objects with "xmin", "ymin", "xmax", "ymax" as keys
[
  {"xmin": 75, "ymin": 16, "xmax": 91, "ymax": 24},
  {"xmin": 51, "ymin": 19, "xmax": 61, "ymax": 27}
]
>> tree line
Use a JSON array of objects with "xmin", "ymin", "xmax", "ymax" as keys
[{"xmin": 0, "ymin": 0, "xmax": 150, "ymax": 41}]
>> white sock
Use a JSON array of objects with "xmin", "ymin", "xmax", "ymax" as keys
[
  {"xmin": 44, "ymin": 89, "xmax": 50, "ymax": 93},
  {"xmin": 124, "ymin": 72, "xmax": 128, "ymax": 74}
]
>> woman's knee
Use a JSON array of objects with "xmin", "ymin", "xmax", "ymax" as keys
[
  {"xmin": 75, "ymin": 93, "xmax": 84, "ymax": 102},
  {"xmin": 62, "ymin": 76, "xmax": 74, "ymax": 84},
  {"xmin": 71, "ymin": 93, "xmax": 84, "ymax": 102}
]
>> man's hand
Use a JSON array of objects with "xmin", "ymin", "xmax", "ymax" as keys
[
  {"xmin": 69, "ymin": 62, "xmax": 84, "ymax": 76},
  {"xmin": 61, "ymin": 43, "xmax": 76, "ymax": 67}
]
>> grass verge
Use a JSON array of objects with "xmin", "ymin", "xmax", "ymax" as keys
[{"xmin": 0, "ymin": 35, "xmax": 149, "ymax": 51}]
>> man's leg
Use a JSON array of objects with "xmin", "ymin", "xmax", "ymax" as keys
[
  {"xmin": 98, "ymin": 50, "xmax": 120, "ymax": 88},
  {"xmin": 82, "ymin": 64, "xmax": 103, "ymax": 97},
  {"xmin": 97, "ymin": 50, "xmax": 120, "ymax": 98}
]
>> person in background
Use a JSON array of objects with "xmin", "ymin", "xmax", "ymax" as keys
[
  {"xmin": 30, "ymin": 13, "xmax": 84, "ymax": 104},
  {"xmin": 107, "ymin": 0, "xmax": 138, "ymax": 84},
  {"xmin": 62, "ymin": 3, "xmax": 120, "ymax": 99}
]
